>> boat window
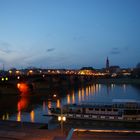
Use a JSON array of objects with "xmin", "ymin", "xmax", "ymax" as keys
[
  {"xmin": 138, "ymin": 110, "xmax": 140, "ymax": 114},
  {"xmin": 113, "ymin": 109, "xmax": 118, "ymax": 112},
  {"xmin": 132, "ymin": 118, "xmax": 136, "ymax": 120},
  {"xmin": 77, "ymin": 110, "xmax": 81, "ymax": 113},
  {"xmin": 95, "ymin": 108, "xmax": 99, "ymax": 111},
  {"xmin": 107, "ymin": 109, "xmax": 112, "ymax": 111},
  {"xmin": 88, "ymin": 108, "xmax": 93, "ymax": 111},
  {"xmin": 101, "ymin": 109, "xmax": 105, "ymax": 111},
  {"xmin": 105, "ymin": 116, "xmax": 109, "ymax": 119},
  {"xmin": 124, "ymin": 110, "xmax": 137, "ymax": 115}
]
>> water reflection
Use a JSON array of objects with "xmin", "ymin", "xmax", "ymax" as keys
[
  {"xmin": 48, "ymin": 101, "xmax": 52, "ymax": 109},
  {"xmin": 72, "ymin": 91, "xmax": 75, "ymax": 104},
  {"xmin": 81, "ymin": 88, "xmax": 84, "ymax": 101},
  {"xmin": 17, "ymin": 111, "xmax": 21, "ymax": 122},
  {"xmin": 43, "ymin": 101, "xmax": 46, "ymax": 112},
  {"xmin": 106, "ymin": 84, "xmax": 111, "ymax": 94},
  {"xmin": 2, "ymin": 113, "xmax": 9, "ymax": 120},
  {"xmin": 67, "ymin": 94, "xmax": 70, "ymax": 104},
  {"xmin": 78, "ymin": 89, "xmax": 81, "ymax": 103},
  {"xmin": 111, "ymin": 84, "xmax": 115, "ymax": 90},
  {"xmin": 56, "ymin": 99, "xmax": 61, "ymax": 108},
  {"xmin": 30, "ymin": 110, "xmax": 35, "ymax": 122},
  {"xmin": 123, "ymin": 84, "xmax": 126, "ymax": 92},
  {"xmin": 1, "ymin": 83, "xmax": 140, "ymax": 123},
  {"xmin": 17, "ymin": 97, "xmax": 29, "ymax": 111}
]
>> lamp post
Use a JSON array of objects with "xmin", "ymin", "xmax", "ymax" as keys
[{"xmin": 58, "ymin": 107, "xmax": 66, "ymax": 135}]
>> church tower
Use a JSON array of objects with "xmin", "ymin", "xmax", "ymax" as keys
[{"xmin": 106, "ymin": 57, "xmax": 109, "ymax": 69}]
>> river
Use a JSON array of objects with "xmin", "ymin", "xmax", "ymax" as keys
[{"xmin": 0, "ymin": 83, "xmax": 140, "ymax": 123}]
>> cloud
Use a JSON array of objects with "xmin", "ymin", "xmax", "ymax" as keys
[
  {"xmin": 0, "ymin": 48, "xmax": 13, "ymax": 54},
  {"xmin": 0, "ymin": 58, "xmax": 5, "ymax": 63},
  {"xmin": 110, "ymin": 47, "xmax": 120, "ymax": 55},
  {"xmin": 0, "ymin": 41, "xmax": 13, "ymax": 54},
  {"xmin": 46, "ymin": 48, "xmax": 55, "ymax": 52}
]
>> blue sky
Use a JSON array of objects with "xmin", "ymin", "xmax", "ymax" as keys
[{"xmin": 0, "ymin": 0, "xmax": 140, "ymax": 69}]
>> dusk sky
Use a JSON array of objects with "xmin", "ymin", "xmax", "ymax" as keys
[{"xmin": 0, "ymin": 0, "xmax": 140, "ymax": 70}]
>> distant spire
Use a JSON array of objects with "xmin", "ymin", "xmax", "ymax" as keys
[{"xmin": 106, "ymin": 57, "xmax": 109, "ymax": 69}]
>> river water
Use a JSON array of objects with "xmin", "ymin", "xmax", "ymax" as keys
[{"xmin": 0, "ymin": 83, "xmax": 140, "ymax": 123}]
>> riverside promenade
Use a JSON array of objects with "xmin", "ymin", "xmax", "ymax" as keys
[
  {"xmin": 0, "ymin": 120, "xmax": 66, "ymax": 140},
  {"xmin": 0, "ymin": 120, "xmax": 140, "ymax": 140}
]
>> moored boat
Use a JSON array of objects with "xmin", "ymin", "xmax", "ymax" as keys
[{"xmin": 49, "ymin": 99, "xmax": 140, "ymax": 122}]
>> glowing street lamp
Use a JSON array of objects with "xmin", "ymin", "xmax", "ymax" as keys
[
  {"xmin": 17, "ymin": 76, "xmax": 20, "ymax": 80},
  {"xmin": 58, "ymin": 107, "xmax": 66, "ymax": 135},
  {"xmin": 16, "ymin": 70, "xmax": 20, "ymax": 75},
  {"xmin": 1, "ymin": 77, "xmax": 4, "ymax": 81},
  {"xmin": 58, "ymin": 115, "xmax": 66, "ymax": 135},
  {"xmin": 5, "ymin": 77, "xmax": 8, "ymax": 81},
  {"xmin": 58, "ymin": 116, "xmax": 66, "ymax": 122},
  {"xmin": 9, "ymin": 70, "xmax": 12, "ymax": 74},
  {"xmin": 29, "ymin": 70, "xmax": 33, "ymax": 74}
]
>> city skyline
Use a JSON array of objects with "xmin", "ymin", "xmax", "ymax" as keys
[{"xmin": 0, "ymin": 0, "xmax": 140, "ymax": 69}]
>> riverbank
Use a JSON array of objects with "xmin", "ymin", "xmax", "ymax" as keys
[
  {"xmin": 0, "ymin": 120, "xmax": 140, "ymax": 140},
  {"xmin": 0, "ymin": 120, "xmax": 64, "ymax": 140},
  {"xmin": 93, "ymin": 78, "xmax": 140, "ymax": 85},
  {"xmin": 0, "ymin": 78, "xmax": 140, "ymax": 95}
]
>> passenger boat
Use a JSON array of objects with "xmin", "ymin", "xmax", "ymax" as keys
[{"xmin": 49, "ymin": 99, "xmax": 140, "ymax": 122}]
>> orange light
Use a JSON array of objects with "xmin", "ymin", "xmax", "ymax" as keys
[
  {"xmin": 78, "ymin": 89, "xmax": 81, "ymax": 103},
  {"xmin": 17, "ymin": 111, "xmax": 21, "ymax": 122},
  {"xmin": 29, "ymin": 70, "xmax": 33, "ymax": 73},
  {"xmin": 48, "ymin": 101, "xmax": 52, "ymax": 109},
  {"xmin": 72, "ymin": 92, "xmax": 75, "ymax": 104},
  {"xmin": 67, "ymin": 94, "xmax": 70, "ymax": 104},
  {"xmin": 62, "ymin": 116, "xmax": 66, "ymax": 121},
  {"xmin": 58, "ymin": 116, "xmax": 61, "ymax": 121},
  {"xmin": 17, "ymin": 97, "xmax": 29, "ymax": 111},
  {"xmin": 30, "ymin": 110, "xmax": 35, "ymax": 122},
  {"xmin": 58, "ymin": 116, "xmax": 66, "ymax": 121},
  {"xmin": 56, "ymin": 99, "xmax": 61, "ymax": 108},
  {"xmin": 17, "ymin": 83, "xmax": 20, "ymax": 88},
  {"xmin": 16, "ymin": 70, "xmax": 20, "ymax": 74},
  {"xmin": 53, "ymin": 94, "xmax": 57, "ymax": 98},
  {"xmin": 17, "ymin": 83, "xmax": 29, "ymax": 94}
]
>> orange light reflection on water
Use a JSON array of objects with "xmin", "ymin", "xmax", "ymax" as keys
[
  {"xmin": 72, "ymin": 91, "xmax": 75, "ymax": 104},
  {"xmin": 56, "ymin": 99, "xmax": 61, "ymax": 108},
  {"xmin": 48, "ymin": 101, "xmax": 52, "ymax": 109},
  {"xmin": 30, "ymin": 110, "xmax": 35, "ymax": 122},
  {"xmin": 17, "ymin": 111, "xmax": 21, "ymax": 122},
  {"xmin": 67, "ymin": 94, "xmax": 71, "ymax": 104},
  {"xmin": 78, "ymin": 89, "xmax": 81, "ymax": 103},
  {"xmin": 17, "ymin": 97, "xmax": 29, "ymax": 111},
  {"xmin": 81, "ymin": 88, "xmax": 84, "ymax": 101},
  {"xmin": 43, "ymin": 101, "xmax": 46, "ymax": 111}
]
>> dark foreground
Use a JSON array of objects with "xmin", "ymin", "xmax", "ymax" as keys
[{"xmin": 0, "ymin": 120, "xmax": 140, "ymax": 140}]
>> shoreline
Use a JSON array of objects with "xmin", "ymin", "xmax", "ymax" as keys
[
  {"xmin": 0, "ymin": 78, "xmax": 140, "ymax": 95},
  {"xmin": 93, "ymin": 78, "xmax": 140, "ymax": 85}
]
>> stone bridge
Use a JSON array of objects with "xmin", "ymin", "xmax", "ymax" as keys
[{"xmin": 0, "ymin": 74, "xmax": 96, "ymax": 95}]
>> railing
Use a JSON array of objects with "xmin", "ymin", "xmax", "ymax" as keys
[{"xmin": 75, "ymin": 102, "xmax": 140, "ymax": 109}]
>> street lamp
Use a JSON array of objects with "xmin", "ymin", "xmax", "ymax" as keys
[
  {"xmin": 58, "ymin": 108, "xmax": 66, "ymax": 135},
  {"xmin": 58, "ymin": 116, "xmax": 66, "ymax": 122}
]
